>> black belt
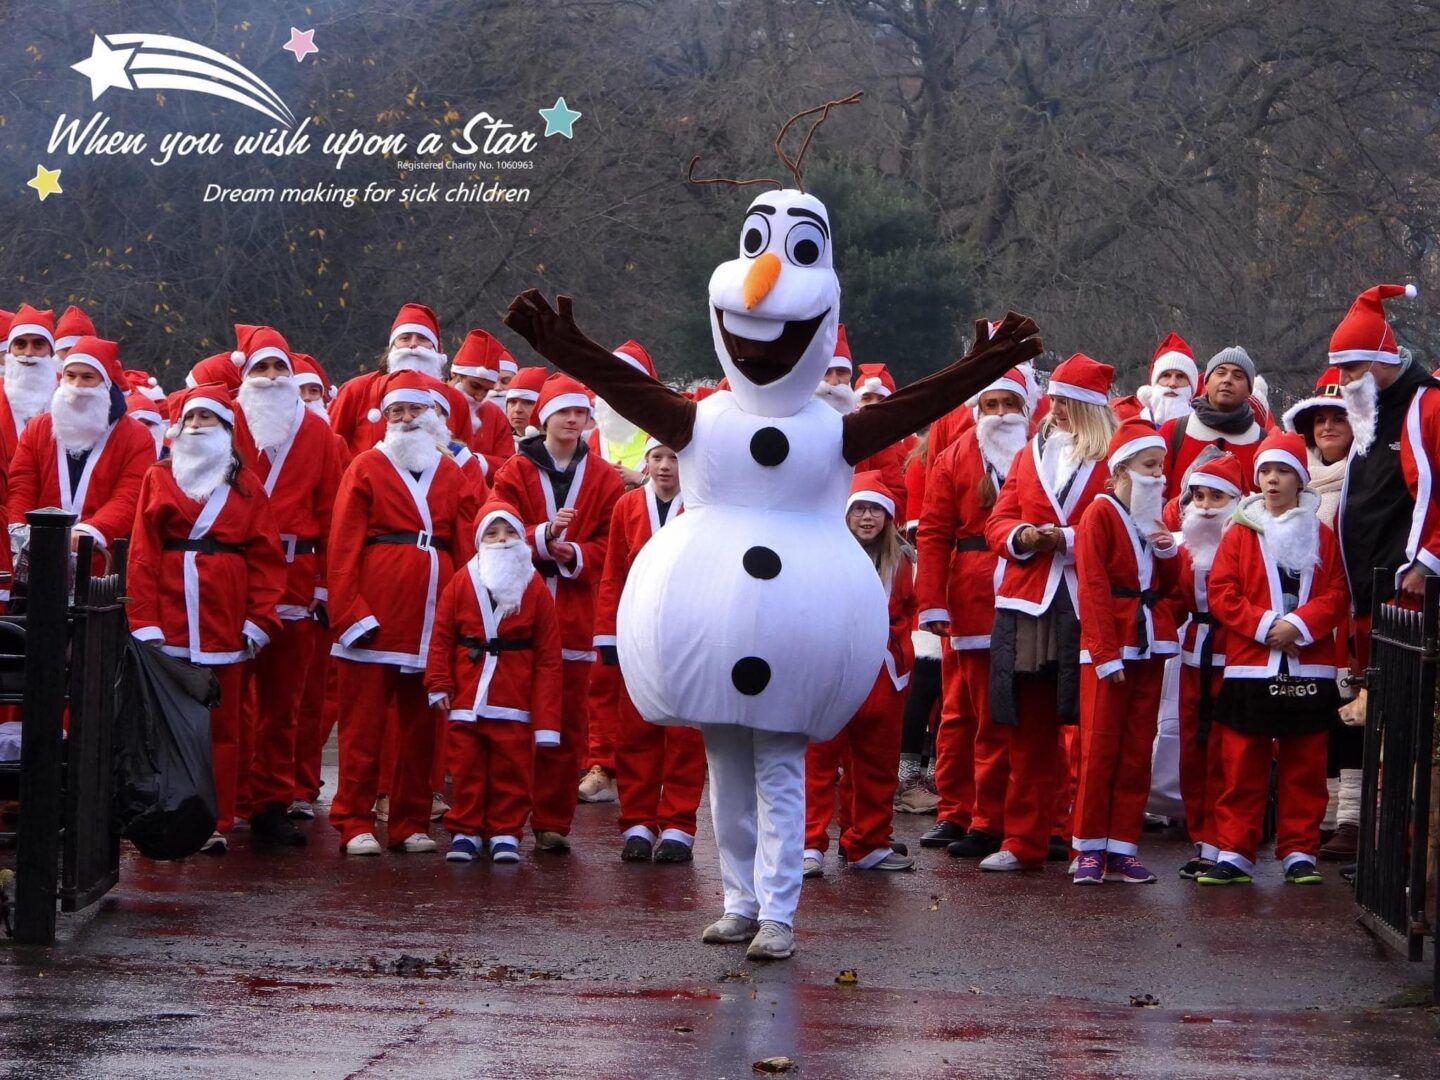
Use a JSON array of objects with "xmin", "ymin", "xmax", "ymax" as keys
[
  {"xmin": 1191, "ymin": 612, "xmax": 1213, "ymax": 626},
  {"xmin": 458, "ymin": 635, "xmax": 532, "ymax": 662},
  {"xmin": 163, "ymin": 538, "xmax": 245, "ymax": 555},
  {"xmin": 955, "ymin": 536, "xmax": 988, "ymax": 553},
  {"xmin": 364, "ymin": 532, "xmax": 449, "ymax": 552},
  {"xmin": 1111, "ymin": 585, "xmax": 1160, "ymax": 654}
]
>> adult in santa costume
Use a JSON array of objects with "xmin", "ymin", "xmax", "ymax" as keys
[
  {"xmin": 425, "ymin": 500, "xmax": 563, "ymax": 863},
  {"xmin": 449, "ymin": 328, "xmax": 518, "ymax": 478},
  {"xmin": 327, "ymin": 370, "xmax": 480, "ymax": 855},
  {"xmin": 596, "ymin": 440, "xmax": 706, "ymax": 862},
  {"xmin": 1071, "ymin": 419, "xmax": 1180, "ymax": 884},
  {"xmin": 292, "ymin": 352, "xmax": 337, "ymax": 418},
  {"xmin": 502, "ymin": 95, "xmax": 1040, "ymax": 957},
  {"xmin": 915, "ymin": 367, "xmax": 1031, "ymax": 857},
  {"xmin": 982, "ymin": 352, "xmax": 1116, "ymax": 871},
  {"xmin": 0, "ymin": 304, "xmax": 59, "ymax": 475},
  {"xmin": 231, "ymin": 327, "xmax": 346, "ymax": 846},
  {"xmin": 504, "ymin": 366, "xmax": 547, "ymax": 444},
  {"xmin": 128, "ymin": 384, "xmax": 287, "ymax": 853},
  {"xmin": 1160, "ymin": 345, "xmax": 1268, "ymax": 499},
  {"xmin": 803, "ymin": 472, "xmax": 917, "ymax": 876},
  {"xmin": 490, "ymin": 373, "xmax": 623, "ymax": 849},
  {"xmin": 1111, "ymin": 333, "xmax": 1198, "ymax": 425},
  {"xmin": 1198, "ymin": 432, "xmax": 1349, "ymax": 886}
]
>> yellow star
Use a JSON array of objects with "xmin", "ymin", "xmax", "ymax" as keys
[{"xmin": 27, "ymin": 164, "xmax": 62, "ymax": 201}]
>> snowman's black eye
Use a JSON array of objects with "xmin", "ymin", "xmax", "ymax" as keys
[
  {"xmin": 740, "ymin": 212, "xmax": 770, "ymax": 258},
  {"xmin": 785, "ymin": 221, "xmax": 825, "ymax": 266}
]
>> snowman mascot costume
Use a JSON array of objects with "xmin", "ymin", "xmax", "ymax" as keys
[{"xmin": 504, "ymin": 101, "xmax": 1041, "ymax": 961}]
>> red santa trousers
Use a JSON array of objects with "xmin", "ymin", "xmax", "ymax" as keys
[
  {"xmin": 585, "ymin": 660, "xmax": 621, "ymax": 775},
  {"xmin": 444, "ymin": 719, "xmax": 534, "ymax": 841},
  {"xmin": 292, "ymin": 629, "xmax": 336, "ymax": 803},
  {"xmin": 614, "ymin": 678, "xmax": 706, "ymax": 841},
  {"xmin": 530, "ymin": 658, "xmax": 592, "ymax": 836},
  {"xmin": 932, "ymin": 643, "xmax": 978, "ymax": 830},
  {"xmin": 998, "ymin": 677, "xmax": 1072, "ymax": 866},
  {"xmin": 804, "ymin": 674, "xmax": 906, "ymax": 865},
  {"xmin": 209, "ymin": 662, "xmax": 246, "ymax": 833},
  {"xmin": 1177, "ymin": 664, "xmax": 1226, "ymax": 855},
  {"xmin": 330, "ymin": 659, "xmax": 436, "ymax": 847},
  {"xmin": 1209, "ymin": 723, "xmax": 1329, "ymax": 873},
  {"xmin": 1072, "ymin": 660, "xmax": 1164, "ymax": 854},
  {"xmin": 243, "ymin": 618, "xmax": 316, "ymax": 812}
]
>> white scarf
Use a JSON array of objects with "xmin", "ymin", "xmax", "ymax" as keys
[
  {"xmin": 5, "ymin": 352, "xmax": 59, "ymax": 425},
  {"xmin": 238, "ymin": 375, "xmax": 300, "ymax": 451},
  {"xmin": 1341, "ymin": 371, "xmax": 1378, "ymax": 457},
  {"xmin": 1181, "ymin": 502, "xmax": 1228, "ymax": 574},
  {"xmin": 50, "ymin": 383, "xmax": 112, "ymax": 454},
  {"xmin": 386, "ymin": 346, "xmax": 447, "ymax": 381},
  {"xmin": 170, "ymin": 426, "xmax": 233, "ymax": 503},
  {"xmin": 478, "ymin": 539, "xmax": 534, "ymax": 618},
  {"xmin": 976, "ymin": 412, "xmax": 1028, "ymax": 478},
  {"xmin": 1306, "ymin": 448, "xmax": 1346, "ymax": 529}
]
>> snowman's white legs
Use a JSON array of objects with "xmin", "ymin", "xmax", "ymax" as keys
[{"xmin": 704, "ymin": 724, "xmax": 807, "ymax": 927}]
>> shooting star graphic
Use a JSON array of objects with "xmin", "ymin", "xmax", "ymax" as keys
[{"xmin": 72, "ymin": 32, "xmax": 297, "ymax": 127}]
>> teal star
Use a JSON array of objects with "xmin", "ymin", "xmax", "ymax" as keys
[{"xmin": 539, "ymin": 96, "xmax": 582, "ymax": 139}]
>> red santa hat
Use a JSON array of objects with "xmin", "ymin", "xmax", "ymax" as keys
[
  {"xmin": 1106, "ymin": 418, "xmax": 1166, "ymax": 472},
  {"xmin": 186, "ymin": 352, "xmax": 243, "ymax": 390},
  {"xmin": 452, "ymin": 329, "xmax": 509, "ymax": 381},
  {"xmin": 473, "ymin": 499, "xmax": 528, "ymax": 546},
  {"xmin": 1281, "ymin": 368, "xmax": 1347, "ymax": 438},
  {"xmin": 61, "ymin": 336, "xmax": 127, "ymax": 391},
  {"xmin": 975, "ymin": 367, "xmax": 1031, "ymax": 412},
  {"xmin": 54, "ymin": 305, "xmax": 96, "ymax": 352},
  {"xmin": 1253, "ymin": 431, "xmax": 1311, "ymax": 486},
  {"xmin": 506, "ymin": 366, "xmax": 548, "ymax": 403},
  {"xmin": 290, "ymin": 352, "xmax": 337, "ymax": 399},
  {"xmin": 174, "ymin": 382, "xmax": 237, "ymax": 428},
  {"xmin": 123, "ymin": 369, "xmax": 165, "ymax": 402},
  {"xmin": 231, "ymin": 324, "xmax": 293, "ymax": 377},
  {"xmin": 1047, "ymin": 353, "xmax": 1114, "ymax": 406},
  {"xmin": 6, "ymin": 304, "xmax": 56, "ymax": 350},
  {"xmin": 390, "ymin": 303, "xmax": 441, "ymax": 350},
  {"xmin": 1148, "ymin": 332, "xmax": 1198, "ymax": 393},
  {"xmin": 846, "ymin": 470, "xmax": 897, "ymax": 519},
  {"xmin": 1188, "ymin": 452, "xmax": 1245, "ymax": 499},
  {"xmin": 854, "ymin": 363, "xmax": 895, "ymax": 399},
  {"xmin": 830, "ymin": 324, "xmax": 853, "ymax": 374},
  {"xmin": 369, "ymin": 370, "xmax": 442, "ymax": 419},
  {"xmin": 125, "ymin": 388, "xmax": 166, "ymax": 428},
  {"xmin": 497, "ymin": 350, "xmax": 518, "ymax": 377},
  {"xmin": 1328, "ymin": 283, "xmax": 1418, "ymax": 367},
  {"xmin": 0, "ymin": 309, "xmax": 12, "ymax": 348},
  {"xmin": 422, "ymin": 378, "xmax": 472, "ymax": 431},
  {"xmin": 612, "ymin": 340, "xmax": 656, "ymax": 378},
  {"xmin": 536, "ymin": 373, "xmax": 593, "ymax": 426}
]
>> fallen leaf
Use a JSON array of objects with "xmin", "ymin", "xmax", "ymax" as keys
[
  {"xmin": 753, "ymin": 1057, "xmax": 795, "ymax": 1074},
  {"xmin": 835, "ymin": 969, "xmax": 859, "ymax": 986},
  {"xmin": 721, "ymin": 969, "xmax": 751, "ymax": 981}
]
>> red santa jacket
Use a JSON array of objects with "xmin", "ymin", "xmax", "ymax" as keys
[
  {"xmin": 1399, "ymin": 384, "xmax": 1440, "ymax": 579},
  {"xmin": 903, "ymin": 450, "xmax": 926, "ymax": 535},
  {"xmin": 880, "ymin": 554, "xmax": 918, "ymax": 691},
  {"xmin": 447, "ymin": 442, "xmax": 492, "ymax": 506},
  {"xmin": 491, "ymin": 438, "xmax": 623, "ymax": 658},
  {"xmin": 7, "ymin": 414, "xmax": 156, "ymax": 551},
  {"xmin": 0, "ymin": 391, "xmax": 31, "ymax": 474},
  {"xmin": 466, "ymin": 396, "xmax": 516, "ymax": 479},
  {"xmin": 925, "ymin": 403, "xmax": 975, "ymax": 466},
  {"xmin": 916, "ymin": 429, "xmax": 1007, "ymax": 651},
  {"xmin": 1160, "ymin": 413, "xmax": 1266, "ymax": 500},
  {"xmin": 1074, "ymin": 494, "xmax": 1181, "ymax": 677},
  {"xmin": 424, "ymin": 563, "xmax": 563, "ymax": 735},
  {"xmin": 327, "ymin": 446, "xmax": 479, "ymax": 670},
  {"xmin": 1207, "ymin": 494, "xmax": 1349, "ymax": 680},
  {"xmin": 593, "ymin": 483, "xmax": 684, "ymax": 648},
  {"xmin": 127, "ymin": 463, "xmax": 287, "ymax": 664},
  {"xmin": 985, "ymin": 433, "xmax": 1111, "ymax": 616},
  {"xmin": 239, "ymin": 404, "xmax": 345, "ymax": 617}
]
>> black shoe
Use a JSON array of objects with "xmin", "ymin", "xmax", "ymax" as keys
[
  {"xmin": 890, "ymin": 841, "xmax": 909, "ymax": 857},
  {"xmin": 1046, "ymin": 836, "xmax": 1071, "ymax": 862},
  {"xmin": 919, "ymin": 820, "xmax": 967, "ymax": 848},
  {"xmin": 1196, "ymin": 861, "xmax": 1252, "ymax": 886},
  {"xmin": 1284, "ymin": 860, "xmax": 1323, "ymax": 885},
  {"xmin": 653, "ymin": 838, "xmax": 693, "ymax": 863},
  {"xmin": 621, "ymin": 835, "xmax": 653, "ymax": 862},
  {"xmin": 946, "ymin": 830, "xmax": 1002, "ymax": 859},
  {"xmin": 1178, "ymin": 858, "xmax": 1213, "ymax": 880},
  {"xmin": 251, "ymin": 804, "xmax": 307, "ymax": 847}
]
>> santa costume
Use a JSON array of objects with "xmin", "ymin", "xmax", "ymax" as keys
[
  {"xmin": 1160, "ymin": 345, "xmax": 1268, "ymax": 499},
  {"xmin": 1111, "ymin": 332, "xmax": 1198, "ymax": 425},
  {"xmin": 0, "ymin": 304, "xmax": 59, "ymax": 474},
  {"xmin": 450, "ymin": 328, "xmax": 518, "ymax": 477},
  {"xmin": 424, "ymin": 500, "xmax": 563, "ymax": 862},
  {"xmin": 127, "ymin": 385, "xmax": 287, "ymax": 849},
  {"xmin": 327, "ymin": 370, "xmax": 480, "ymax": 855}
]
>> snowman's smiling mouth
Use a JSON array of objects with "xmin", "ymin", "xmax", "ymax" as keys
[{"xmin": 716, "ymin": 307, "xmax": 829, "ymax": 385}]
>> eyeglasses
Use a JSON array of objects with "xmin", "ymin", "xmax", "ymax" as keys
[{"xmin": 849, "ymin": 505, "xmax": 887, "ymax": 518}]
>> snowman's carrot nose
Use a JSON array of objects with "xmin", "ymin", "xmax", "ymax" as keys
[{"xmin": 743, "ymin": 252, "xmax": 782, "ymax": 310}]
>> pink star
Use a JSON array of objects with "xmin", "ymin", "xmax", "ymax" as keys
[{"xmin": 283, "ymin": 27, "xmax": 318, "ymax": 62}]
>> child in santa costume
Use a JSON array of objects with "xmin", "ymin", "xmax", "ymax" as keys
[
  {"xmin": 915, "ymin": 367, "xmax": 1032, "ymax": 858},
  {"xmin": 803, "ymin": 472, "xmax": 917, "ymax": 876},
  {"xmin": 1167, "ymin": 454, "xmax": 1244, "ymax": 879},
  {"xmin": 1198, "ymin": 432, "xmax": 1349, "ymax": 886},
  {"xmin": 327, "ymin": 371, "xmax": 480, "ymax": 856},
  {"xmin": 1071, "ymin": 419, "xmax": 1181, "ymax": 884},
  {"xmin": 491, "ymin": 373, "xmax": 623, "ymax": 851},
  {"xmin": 425, "ymin": 500, "xmax": 563, "ymax": 863},
  {"xmin": 596, "ymin": 440, "xmax": 707, "ymax": 862},
  {"xmin": 983, "ymin": 353, "xmax": 1117, "ymax": 871},
  {"xmin": 127, "ymin": 384, "xmax": 287, "ymax": 854}
]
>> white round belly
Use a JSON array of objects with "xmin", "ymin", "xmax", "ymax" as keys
[{"xmin": 616, "ymin": 504, "xmax": 889, "ymax": 741}]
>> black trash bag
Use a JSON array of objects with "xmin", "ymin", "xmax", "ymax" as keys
[{"xmin": 113, "ymin": 638, "xmax": 221, "ymax": 860}]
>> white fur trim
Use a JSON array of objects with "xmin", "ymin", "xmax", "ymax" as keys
[
  {"xmin": 182, "ymin": 395, "xmax": 235, "ymax": 425},
  {"xmin": 380, "ymin": 387, "xmax": 434, "ymax": 411},
  {"xmin": 390, "ymin": 322, "xmax": 438, "ymax": 348},
  {"xmin": 1047, "ymin": 380, "xmax": 1108, "ymax": 406},
  {"xmin": 1328, "ymin": 347, "xmax": 1401, "ymax": 367},
  {"xmin": 62, "ymin": 352, "xmax": 113, "ymax": 388},
  {"xmin": 55, "ymin": 335, "xmax": 81, "ymax": 352},
  {"xmin": 1188, "ymin": 471, "xmax": 1239, "ymax": 498},
  {"xmin": 507, "ymin": 388, "xmax": 540, "ymax": 403},
  {"xmin": 846, "ymin": 489, "xmax": 895, "ymax": 518},
  {"xmin": 474, "ymin": 509, "xmax": 526, "ymax": 544},
  {"xmin": 453, "ymin": 364, "xmax": 498, "ymax": 380},
  {"xmin": 538, "ymin": 392, "xmax": 591, "ymax": 425},
  {"xmin": 7, "ymin": 323, "xmax": 55, "ymax": 348},
  {"xmin": 1107, "ymin": 433, "xmax": 1165, "ymax": 472},
  {"xmin": 1253, "ymin": 448, "xmax": 1309, "ymax": 486},
  {"xmin": 856, "ymin": 377, "xmax": 891, "ymax": 398}
]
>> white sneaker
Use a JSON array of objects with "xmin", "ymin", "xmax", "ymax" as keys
[
  {"xmin": 803, "ymin": 857, "xmax": 823, "ymax": 879},
  {"xmin": 287, "ymin": 800, "xmax": 315, "ymax": 820},
  {"xmin": 199, "ymin": 832, "xmax": 227, "ymax": 855},
  {"xmin": 577, "ymin": 765, "xmax": 618, "ymax": 803},
  {"xmin": 399, "ymin": 832, "xmax": 437, "ymax": 854},
  {"xmin": 345, "ymin": 832, "xmax": 382, "ymax": 856},
  {"xmin": 979, "ymin": 850, "xmax": 1024, "ymax": 872},
  {"xmin": 745, "ymin": 920, "xmax": 795, "ymax": 961}
]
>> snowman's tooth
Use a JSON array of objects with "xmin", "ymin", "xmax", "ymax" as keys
[{"xmin": 720, "ymin": 309, "xmax": 786, "ymax": 343}]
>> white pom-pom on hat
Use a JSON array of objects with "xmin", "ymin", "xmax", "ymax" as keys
[
  {"xmin": 230, "ymin": 350, "xmax": 246, "ymax": 366},
  {"xmin": 1405, "ymin": 283, "xmax": 1419, "ymax": 299},
  {"xmin": 366, "ymin": 407, "xmax": 382, "ymax": 423},
  {"xmin": 165, "ymin": 423, "xmax": 182, "ymax": 440}
]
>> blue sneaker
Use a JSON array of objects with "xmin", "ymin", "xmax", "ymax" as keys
[
  {"xmin": 1072, "ymin": 851, "xmax": 1104, "ymax": 885},
  {"xmin": 446, "ymin": 836, "xmax": 480, "ymax": 863},
  {"xmin": 490, "ymin": 840, "xmax": 520, "ymax": 864}
]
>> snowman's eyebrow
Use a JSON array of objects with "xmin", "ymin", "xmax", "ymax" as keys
[
  {"xmin": 749, "ymin": 205, "xmax": 775, "ymax": 214},
  {"xmin": 786, "ymin": 207, "xmax": 829, "ymax": 237}
]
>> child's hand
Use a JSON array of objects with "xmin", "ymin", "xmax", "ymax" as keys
[
  {"xmin": 433, "ymin": 694, "xmax": 451, "ymax": 712},
  {"xmin": 1265, "ymin": 620, "xmax": 1302, "ymax": 651},
  {"xmin": 1107, "ymin": 668, "xmax": 1126, "ymax": 684},
  {"xmin": 921, "ymin": 620, "xmax": 949, "ymax": 635},
  {"xmin": 552, "ymin": 508, "xmax": 577, "ymax": 534},
  {"xmin": 1150, "ymin": 531, "xmax": 1175, "ymax": 552},
  {"xmin": 549, "ymin": 540, "xmax": 577, "ymax": 566}
]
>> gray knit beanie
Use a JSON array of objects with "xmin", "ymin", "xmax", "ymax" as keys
[{"xmin": 1204, "ymin": 345, "xmax": 1255, "ymax": 387}]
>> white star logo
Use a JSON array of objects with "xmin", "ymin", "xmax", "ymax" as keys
[{"xmin": 71, "ymin": 34, "xmax": 136, "ymax": 99}]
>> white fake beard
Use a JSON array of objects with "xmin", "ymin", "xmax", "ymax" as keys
[
  {"xmin": 814, "ymin": 380, "xmax": 856, "ymax": 415},
  {"xmin": 386, "ymin": 346, "xmax": 446, "ymax": 380},
  {"xmin": 1258, "ymin": 503, "xmax": 1321, "ymax": 575},
  {"xmin": 238, "ymin": 375, "xmax": 300, "ymax": 450},
  {"xmin": 142, "ymin": 421, "xmax": 165, "ymax": 456},
  {"xmin": 169, "ymin": 426, "xmax": 233, "ymax": 503},
  {"xmin": 4, "ymin": 352, "xmax": 59, "ymax": 425},
  {"xmin": 1039, "ymin": 429, "xmax": 1079, "ymax": 494},
  {"xmin": 1126, "ymin": 472, "xmax": 1168, "ymax": 535},
  {"xmin": 976, "ymin": 413, "xmax": 1028, "ymax": 476},
  {"xmin": 381, "ymin": 414, "xmax": 444, "ymax": 473},
  {"xmin": 478, "ymin": 539, "xmax": 534, "ymax": 618},
  {"xmin": 485, "ymin": 389, "xmax": 507, "ymax": 405},
  {"xmin": 304, "ymin": 399, "xmax": 331, "ymax": 423},
  {"xmin": 50, "ymin": 383, "xmax": 112, "ymax": 453},
  {"xmin": 1181, "ymin": 503, "xmax": 1228, "ymax": 573},
  {"xmin": 594, "ymin": 396, "xmax": 640, "ymax": 444},
  {"xmin": 1341, "ymin": 372, "xmax": 1377, "ymax": 456},
  {"xmin": 1145, "ymin": 388, "xmax": 1193, "ymax": 425}
]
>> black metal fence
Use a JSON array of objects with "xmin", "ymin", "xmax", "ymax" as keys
[{"xmin": 1355, "ymin": 569, "xmax": 1438, "ymax": 994}]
